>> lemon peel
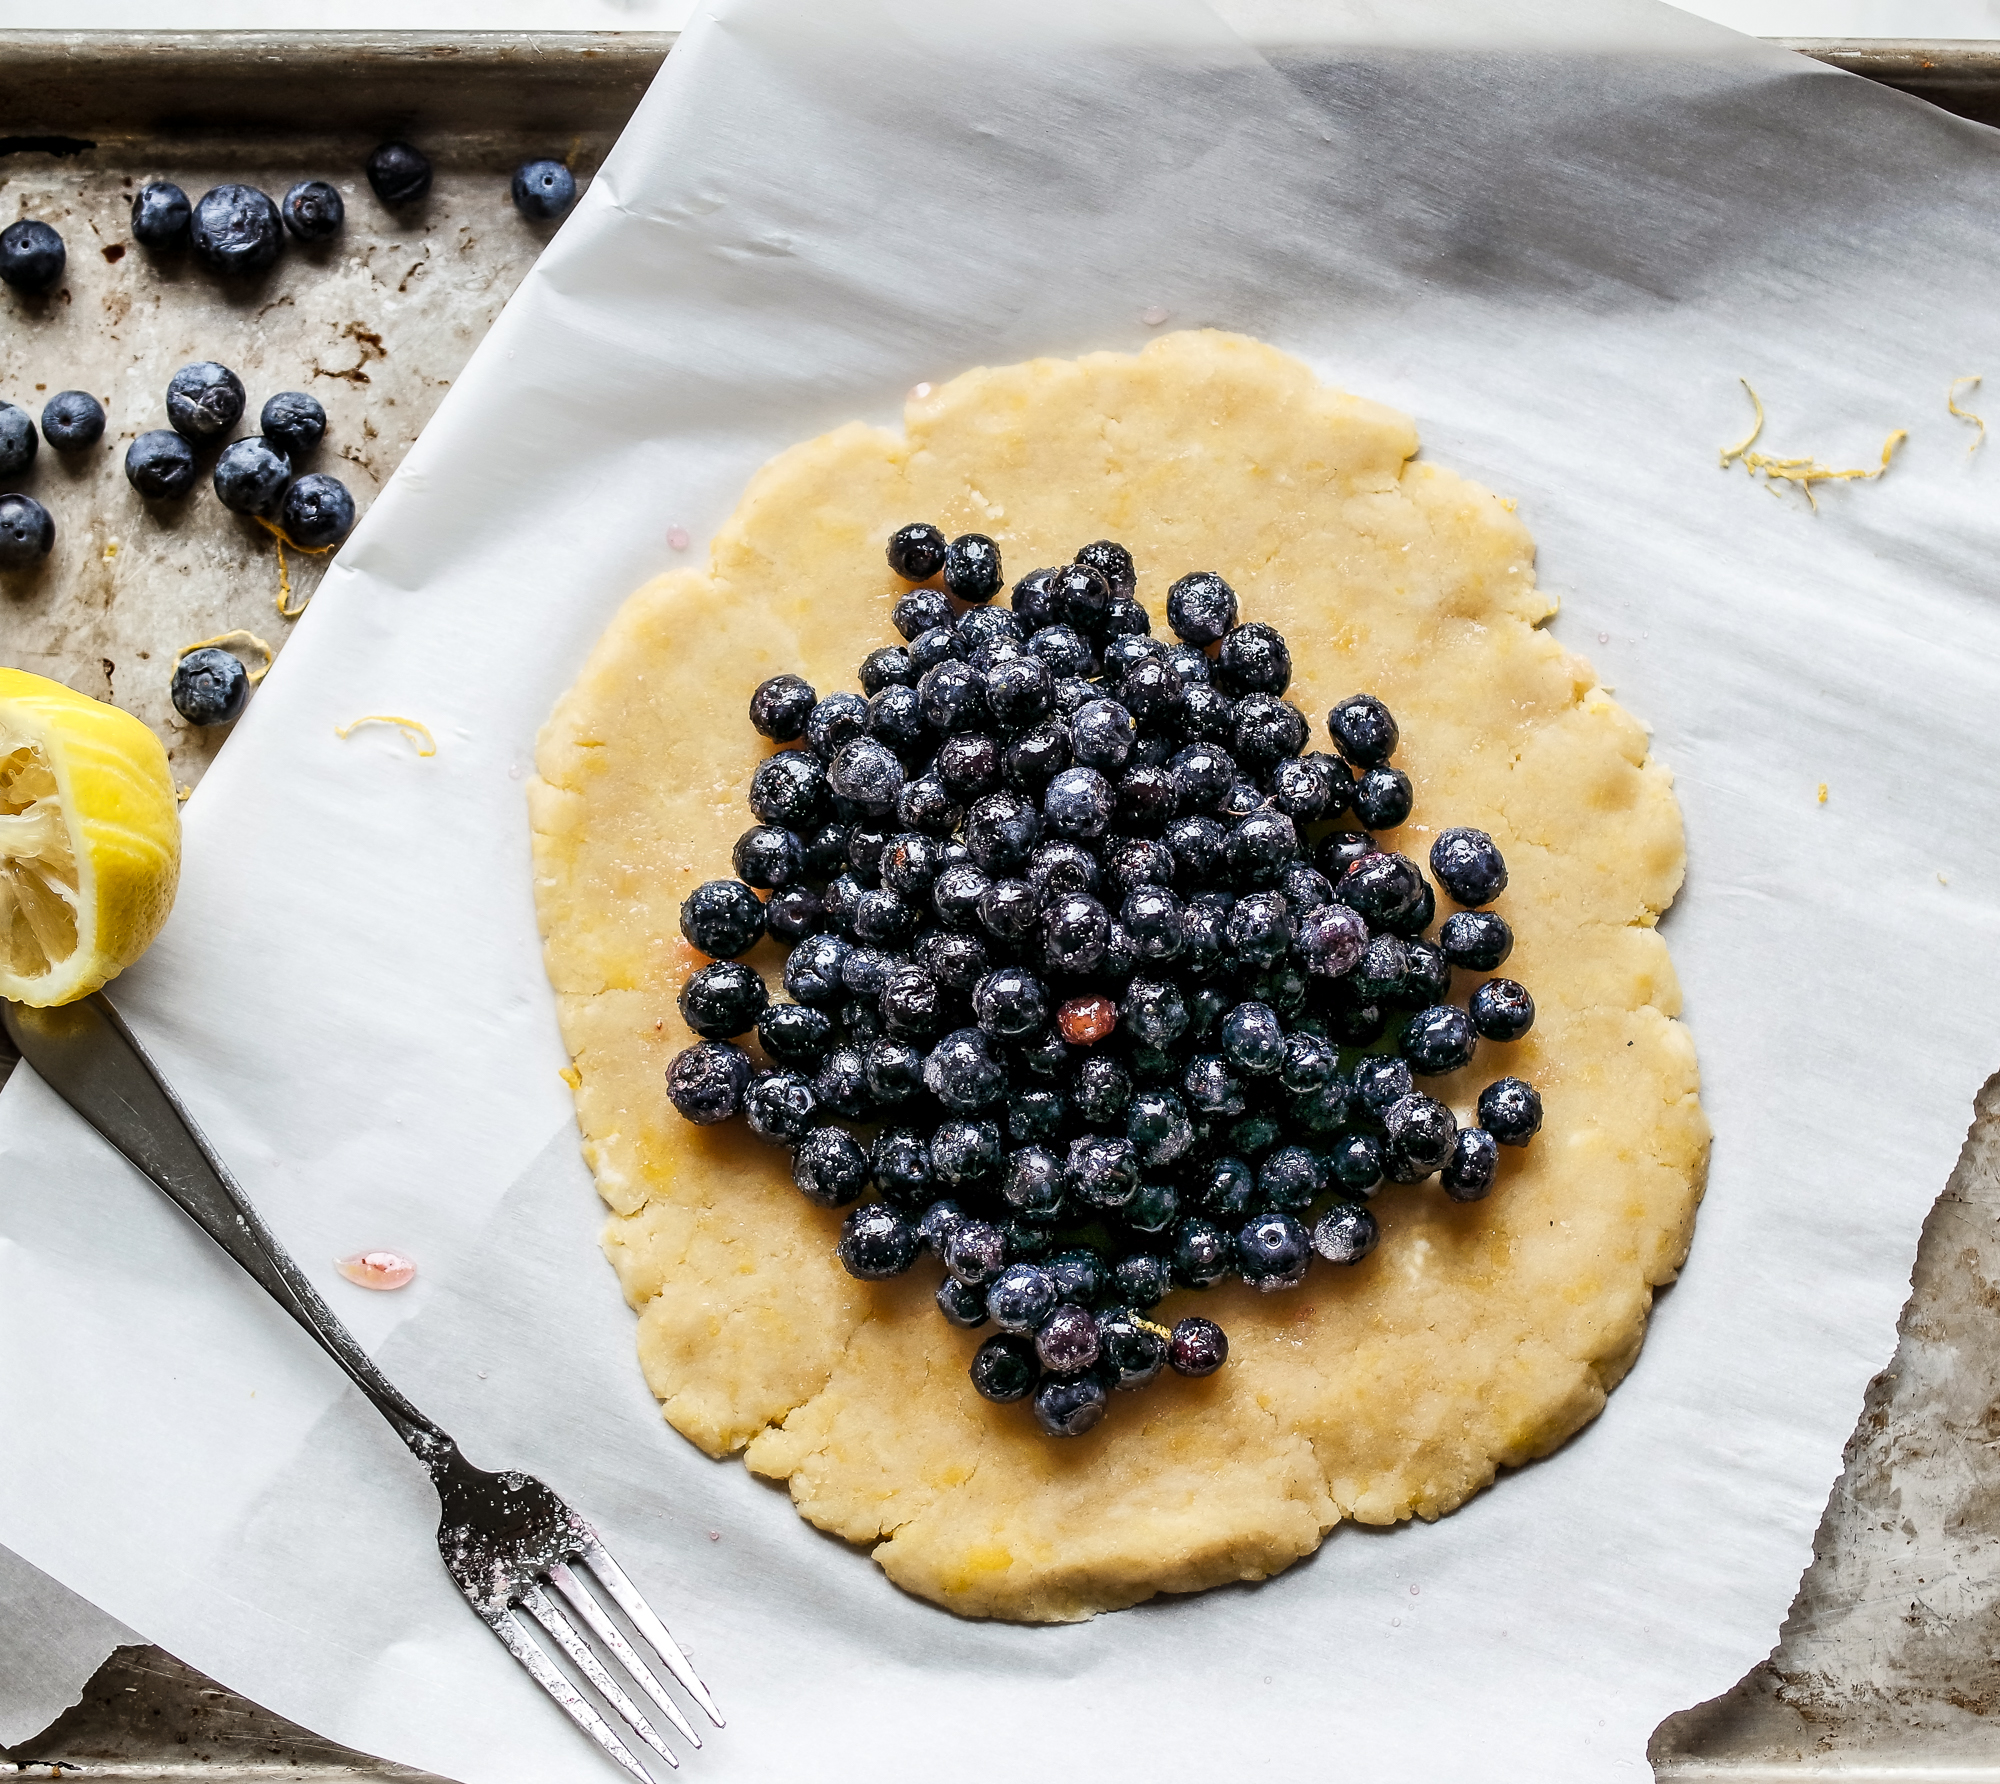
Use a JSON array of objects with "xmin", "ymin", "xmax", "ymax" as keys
[
  {"xmin": 254, "ymin": 515, "xmax": 336, "ymax": 620},
  {"xmin": 0, "ymin": 668, "xmax": 181, "ymax": 1007},
  {"xmin": 1950, "ymin": 375, "xmax": 1985, "ymax": 453},
  {"xmin": 1719, "ymin": 379, "xmax": 1906, "ymax": 511},
  {"xmin": 176, "ymin": 630, "xmax": 274, "ymax": 685},
  {"xmin": 335, "ymin": 714, "xmax": 437, "ymax": 757}
]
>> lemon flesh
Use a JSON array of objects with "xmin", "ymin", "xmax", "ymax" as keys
[{"xmin": 0, "ymin": 668, "xmax": 181, "ymax": 1007}]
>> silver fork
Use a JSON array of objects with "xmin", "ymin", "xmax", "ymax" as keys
[{"xmin": 2, "ymin": 992, "xmax": 722, "ymax": 1781}]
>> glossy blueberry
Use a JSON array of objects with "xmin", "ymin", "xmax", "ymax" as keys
[
  {"xmin": 169, "ymin": 646, "xmax": 248, "ymax": 724},
  {"xmin": 366, "ymin": 140, "xmax": 432, "ymax": 207},
  {"xmin": 212, "ymin": 436, "xmax": 291, "ymax": 515},
  {"xmin": 1032, "ymin": 1371, "xmax": 1107, "ymax": 1438},
  {"xmin": 1070, "ymin": 1058, "xmax": 1131, "ymax": 1129},
  {"xmin": 1042, "ymin": 890, "xmax": 1110, "ymax": 973},
  {"xmin": 1096, "ymin": 1307, "xmax": 1168, "ymax": 1388},
  {"xmin": 1231, "ymin": 694, "xmax": 1309, "ymax": 770},
  {"xmin": 1169, "ymin": 1316, "xmax": 1229, "ymax": 1376},
  {"xmin": 944, "ymin": 1218, "xmax": 1008, "ymax": 1287},
  {"xmin": 937, "ymin": 1276, "xmax": 989, "ymax": 1328},
  {"xmin": 1098, "ymin": 634, "xmax": 1160, "ymax": 684},
  {"xmin": 833, "ymin": 1204, "xmax": 917, "ymax": 1281},
  {"xmin": 765, "ymin": 888, "xmax": 824, "ymax": 948},
  {"xmin": 1105, "ymin": 836, "xmax": 1174, "ymax": 899},
  {"xmin": 1310, "ymin": 827, "xmax": 1371, "ymax": 878},
  {"xmin": 0, "ymin": 404, "xmax": 35, "ymax": 481},
  {"xmin": 1064, "ymin": 1133, "xmax": 1139, "ymax": 1210},
  {"xmin": 1111, "ymin": 1250, "xmax": 1172, "ymax": 1309},
  {"xmin": 744, "ymin": 673, "xmax": 813, "ymax": 742},
  {"xmin": 665, "ymin": 1040, "xmax": 751, "ymax": 1124},
  {"xmin": 916, "ymin": 927, "xmax": 990, "ymax": 993},
  {"xmin": 1431, "ymin": 826, "xmax": 1509, "ymax": 907},
  {"xmin": 726, "ymin": 824, "xmax": 798, "ymax": 890},
  {"xmin": 1337, "ymin": 851, "xmax": 1429, "ymax": 929},
  {"xmin": 864, "ymin": 1038, "xmax": 926, "ymax": 1106},
  {"xmin": 912, "ymin": 662, "xmax": 983, "ymax": 738},
  {"xmin": 1224, "ymin": 810, "xmax": 1298, "ymax": 889},
  {"xmin": 131, "ymin": 182, "xmax": 191, "ymax": 251},
  {"xmin": 1127, "ymin": 1088, "xmax": 1195, "ymax": 1169},
  {"xmin": 754, "ymin": 999, "xmax": 832, "ymax": 1067},
  {"xmin": 958, "ymin": 791, "xmax": 1035, "ymax": 875},
  {"xmin": 976, "ymin": 656, "xmax": 1049, "ymax": 734},
  {"xmin": 1188, "ymin": 1155, "xmax": 1251, "ymax": 1224},
  {"xmin": 1258, "ymin": 1144, "xmax": 1324, "ymax": 1212},
  {"xmin": 1042, "ymin": 562, "xmax": 1109, "ymax": 638},
  {"xmin": 166, "ymin": 361, "xmax": 245, "ymax": 441},
  {"xmin": 1182, "ymin": 1053, "xmax": 1246, "ymax": 1119},
  {"xmin": 1296, "ymin": 902, "xmax": 1368, "ymax": 981},
  {"xmin": 1118, "ymin": 657, "xmax": 1184, "ymax": 731},
  {"xmin": 1402, "ymin": 1003, "xmax": 1477, "ymax": 1076},
  {"xmin": 827, "ymin": 736, "xmax": 905, "ymax": 812},
  {"xmin": 1119, "ymin": 1179, "xmax": 1177, "ymax": 1237},
  {"xmin": 1469, "ymin": 977, "xmax": 1535, "ymax": 1043},
  {"xmin": 0, "ymin": 219, "xmax": 64, "ymax": 293},
  {"xmin": 971, "ymin": 1333, "xmax": 1041, "ymax": 1403},
  {"xmin": 1351, "ymin": 1056, "xmax": 1412, "ymax": 1120},
  {"xmin": 930, "ymin": 1123, "xmax": 1004, "ymax": 1195},
  {"xmin": 0, "ymin": 491, "xmax": 50, "ymax": 573},
  {"xmin": 1440, "ymin": 909, "xmax": 1514, "ymax": 971},
  {"xmin": 792, "ymin": 1126, "xmax": 872, "ymax": 1209},
  {"xmin": 1268, "ymin": 751, "xmax": 1349, "ymax": 824},
  {"xmin": 1383, "ymin": 1091, "xmax": 1457, "ymax": 1179},
  {"xmin": 1353, "ymin": 764, "xmax": 1413, "ymax": 831},
  {"xmin": 1073, "ymin": 539, "xmax": 1136, "ymax": 600},
  {"xmin": 940, "ymin": 531, "xmax": 1001, "ymax": 604},
  {"xmin": 38, "ymin": 390, "xmax": 103, "ymax": 454},
  {"xmin": 1160, "ymin": 1215, "xmax": 1227, "ymax": 1290},
  {"xmin": 1104, "ymin": 977, "xmax": 1172, "ymax": 1052},
  {"xmin": 977, "ymin": 876, "xmax": 1039, "ymax": 944},
  {"xmin": 250, "ymin": 393, "xmax": 324, "ymax": 467},
  {"xmin": 934, "ymin": 732, "xmax": 999, "ymax": 799},
  {"xmin": 1168, "ymin": 741, "xmax": 1234, "ymax": 813},
  {"xmin": 1164, "ymin": 815, "xmax": 1227, "ymax": 891},
  {"xmin": 280, "ymin": 178, "xmax": 345, "ymax": 242},
  {"xmin": 1215, "ymin": 622, "xmax": 1291, "ymax": 697},
  {"xmin": 984, "ymin": 1263, "xmax": 1058, "ymax": 1334},
  {"xmin": 884, "ymin": 520, "xmax": 947, "ymax": 583},
  {"xmin": 1001, "ymin": 719, "xmax": 1070, "ymax": 794},
  {"xmin": 1395, "ymin": 938, "xmax": 1453, "ymax": 1010},
  {"xmin": 800, "ymin": 693, "xmax": 864, "ymax": 762},
  {"xmin": 1326, "ymin": 693, "xmax": 1399, "ymax": 767},
  {"xmin": 1115, "ymin": 884, "xmax": 1181, "ymax": 963},
  {"xmin": 190, "ymin": 184, "xmax": 283, "ymax": 274},
  {"xmin": 1027, "ymin": 623, "xmax": 1094, "ymax": 681},
  {"xmin": 1007, "ymin": 565, "xmax": 1062, "ymax": 629},
  {"xmin": 124, "ymin": 429, "xmax": 197, "ymax": 500},
  {"xmin": 1478, "ymin": 1077, "xmax": 1542, "ymax": 1146},
  {"xmin": 1278, "ymin": 1029, "xmax": 1338, "ymax": 1097},
  {"xmin": 1219, "ymin": 1000, "xmax": 1284, "ymax": 1077},
  {"xmin": 907, "ymin": 624, "xmax": 959, "ymax": 677},
  {"xmin": 1291, "ymin": 1079, "xmax": 1351, "ymax": 1139},
  {"xmin": 510, "ymin": 157, "xmax": 577, "ymax": 221},
  {"xmin": 972, "ymin": 964, "xmax": 1049, "ymax": 1039},
  {"xmin": 278, "ymin": 474, "xmax": 355, "ymax": 549},
  {"xmin": 812, "ymin": 1046, "xmax": 874, "ymax": 1120},
  {"xmin": 1441, "ymin": 1126, "xmax": 1500, "ymax": 1203},
  {"xmin": 678, "ymin": 878, "xmax": 764, "ymax": 959},
  {"xmin": 922, "ymin": 1027, "xmax": 1007, "ymax": 1111},
  {"xmin": 1027, "ymin": 1251, "xmax": 1097, "ymax": 1310},
  {"xmin": 742, "ymin": 1069, "xmax": 818, "ymax": 1143},
  {"xmin": 677, "ymin": 959, "xmax": 767, "ymax": 1040},
  {"xmin": 1237, "ymin": 1210, "xmax": 1311, "ymax": 1291},
  {"xmin": 1165, "ymin": 569, "xmax": 1236, "ymax": 644},
  {"xmin": 1066, "ymin": 696, "xmax": 1132, "ymax": 773},
  {"xmin": 871, "ymin": 965, "xmax": 936, "ymax": 1041},
  {"xmin": 1323, "ymin": 1132, "xmax": 1386, "ymax": 1202},
  {"xmin": 872, "ymin": 1130, "xmax": 933, "ymax": 1211},
  {"xmin": 998, "ymin": 1144, "xmax": 1064, "ymax": 1220},
  {"xmin": 1176, "ymin": 687, "xmax": 1233, "ymax": 750},
  {"xmin": 919, "ymin": 1198, "xmax": 968, "ymax": 1257},
  {"xmin": 1222, "ymin": 891, "xmax": 1291, "ymax": 968},
  {"xmin": 1313, "ymin": 1202, "xmax": 1380, "ymax": 1266},
  {"xmin": 1040, "ymin": 766, "xmax": 1115, "ymax": 843}
]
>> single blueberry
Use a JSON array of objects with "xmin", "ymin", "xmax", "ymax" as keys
[
  {"xmin": 1048, "ymin": 561, "xmax": 1113, "ymax": 635},
  {"xmin": 1279, "ymin": 1029, "xmax": 1339, "ymax": 1094},
  {"xmin": 1070, "ymin": 697, "xmax": 1135, "ymax": 772},
  {"xmin": 944, "ymin": 532, "xmax": 1003, "ymax": 604},
  {"xmin": 664, "ymin": 1040, "xmax": 751, "ymax": 1124},
  {"xmin": 1119, "ymin": 657, "xmax": 1185, "ymax": 730},
  {"xmin": 915, "ymin": 926, "xmax": 990, "ymax": 993},
  {"xmin": 678, "ymin": 878, "xmax": 765, "ymax": 959},
  {"xmin": 917, "ymin": 659, "xmax": 988, "ymax": 735},
  {"xmin": 1314, "ymin": 829, "xmax": 1376, "ymax": 881},
  {"xmin": 1169, "ymin": 1316, "xmax": 1229, "ymax": 1376},
  {"xmin": 1402, "ymin": 1004, "xmax": 1478, "ymax": 1077},
  {"xmin": 1028, "ymin": 623, "xmax": 1095, "ymax": 679},
  {"xmin": 279, "ymin": 472, "xmax": 356, "ymax": 549},
  {"xmin": 765, "ymin": 885, "xmax": 824, "ymax": 945},
  {"xmin": 748, "ymin": 673, "xmax": 815, "ymax": 741},
  {"xmin": 1224, "ymin": 810, "xmax": 1298, "ymax": 889},
  {"xmin": 1122, "ymin": 976, "xmax": 1187, "ymax": 1051},
  {"xmin": 0, "ymin": 219, "xmax": 65, "ymax": 293},
  {"xmin": 1352, "ymin": 764, "xmax": 1413, "ymax": 831},
  {"xmin": 166, "ymin": 361, "xmax": 245, "ymax": 441},
  {"xmin": 750, "ymin": 750, "xmax": 827, "ymax": 829},
  {"xmin": 945, "ymin": 1218, "xmax": 1009, "ymax": 1287},
  {"xmin": 1231, "ymin": 693, "xmax": 1309, "ymax": 770},
  {"xmin": 1352, "ymin": 1055, "xmax": 1414, "ymax": 1119},
  {"xmin": 1170, "ymin": 1216, "xmax": 1234, "ymax": 1290},
  {"xmin": 366, "ymin": 141, "xmax": 433, "ymax": 207},
  {"xmin": 40, "ymin": 391, "xmax": 105, "ymax": 453},
  {"xmin": 1328, "ymin": 1130, "xmax": 1385, "ymax": 1195},
  {"xmin": 1237, "ymin": 1210, "xmax": 1311, "ymax": 1291},
  {"xmin": 1001, "ymin": 1144, "xmax": 1067, "ymax": 1220},
  {"xmin": 1121, "ymin": 885, "xmax": 1184, "ymax": 963},
  {"xmin": 131, "ymin": 182, "xmax": 192, "ymax": 251},
  {"xmin": 678, "ymin": 959, "xmax": 768, "ymax": 1039},
  {"xmin": 1442, "ymin": 1126, "xmax": 1501, "ymax": 1201},
  {"xmin": 1122, "ymin": 1180, "xmax": 1180, "ymax": 1236},
  {"xmin": 1215, "ymin": 622, "xmax": 1290, "ymax": 696},
  {"xmin": 888, "ymin": 522, "xmax": 948, "ymax": 583},
  {"xmin": 1313, "ymin": 1203, "xmax": 1380, "ymax": 1265},
  {"xmin": 1064, "ymin": 1133, "xmax": 1140, "ymax": 1210},
  {"xmin": 1106, "ymin": 836, "xmax": 1175, "ymax": 897},
  {"xmin": 1431, "ymin": 826, "xmax": 1509, "ymax": 907},
  {"xmin": 919, "ymin": 1198, "xmax": 968, "ymax": 1257},
  {"xmin": 1383, "ymin": 1091, "xmax": 1458, "ymax": 1179},
  {"xmin": 1166, "ymin": 569, "xmax": 1237, "ymax": 644},
  {"xmin": 1032, "ymin": 1371, "xmax": 1109, "ymax": 1438},
  {"xmin": 1042, "ymin": 1247, "xmax": 1106, "ymax": 1305},
  {"xmin": 812, "ymin": 1046, "xmax": 873, "ymax": 1120},
  {"xmin": 937, "ymin": 1276, "xmax": 990, "ymax": 1328},
  {"xmin": 935, "ymin": 731, "xmax": 1000, "ymax": 799},
  {"xmin": 1112, "ymin": 763, "xmax": 1179, "ymax": 837},
  {"xmin": 1479, "ymin": 1077, "xmax": 1543, "ymax": 1146},
  {"xmin": 1440, "ymin": 908, "xmax": 1514, "ymax": 971},
  {"xmin": 1043, "ymin": 765, "xmax": 1116, "ymax": 841},
  {"xmin": 0, "ymin": 491, "xmax": 52, "ymax": 573},
  {"xmin": 757, "ymin": 1001, "xmax": 835, "ymax": 1067},
  {"xmin": 1183, "ymin": 1053, "xmax": 1247, "ymax": 1118},
  {"xmin": 828, "ymin": 736, "xmax": 906, "ymax": 811},
  {"xmin": 972, "ymin": 964, "xmax": 1049, "ymax": 1039},
  {"xmin": 1220, "ymin": 1000, "xmax": 1284, "ymax": 1077},
  {"xmin": 1071, "ymin": 1056, "xmax": 1132, "ymax": 1127},
  {"xmin": 1074, "ymin": 539, "xmax": 1137, "ymax": 600},
  {"xmin": 0, "ymin": 403, "xmax": 36, "ymax": 479},
  {"xmin": 1009, "ymin": 565, "xmax": 1063, "ymax": 629},
  {"xmin": 1269, "ymin": 751, "xmax": 1351, "ymax": 825},
  {"xmin": 169, "ymin": 646, "xmax": 248, "ymax": 724},
  {"xmin": 1192, "ymin": 1155, "xmax": 1255, "ymax": 1222},
  {"xmin": 1225, "ymin": 891, "xmax": 1294, "ymax": 967},
  {"xmin": 977, "ymin": 876, "xmax": 1040, "ymax": 944},
  {"xmin": 923, "ymin": 1026, "xmax": 1008, "ymax": 1111},
  {"xmin": 964, "ymin": 791, "xmax": 1040, "ymax": 876},
  {"xmin": 1336, "ymin": 851, "xmax": 1429, "ymax": 930},
  {"xmin": 742, "ymin": 1069, "xmax": 819, "ymax": 1143},
  {"xmin": 983, "ymin": 655, "xmax": 1053, "ymax": 733},
  {"xmin": 971, "ymin": 1333, "xmax": 1041, "ymax": 1404},
  {"xmin": 1326, "ymin": 693, "xmax": 1400, "ymax": 766},
  {"xmin": 1258, "ymin": 1144, "xmax": 1324, "ymax": 1211},
  {"xmin": 1096, "ymin": 1307, "xmax": 1168, "ymax": 1388},
  {"xmin": 795, "ymin": 1126, "xmax": 873, "ymax": 1208},
  {"xmin": 1394, "ymin": 938, "xmax": 1454, "ymax": 1011},
  {"xmin": 1470, "ymin": 978, "xmax": 1535, "ymax": 1042},
  {"xmin": 1127, "ymin": 1088, "xmax": 1194, "ymax": 1169},
  {"xmin": 907, "ymin": 624, "xmax": 960, "ymax": 677},
  {"xmin": 987, "ymin": 1263, "xmax": 1058, "ymax": 1334},
  {"xmin": 732, "ymin": 824, "xmax": 801, "ymax": 889},
  {"xmin": 124, "ymin": 429, "xmax": 197, "ymax": 500},
  {"xmin": 1349, "ymin": 934, "xmax": 1409, "ymax": 1005},
  {"xmin": 864, "ymin": 1038, "xmax": 926, "ymax": 1105},
  {"xmin": 1296, "ymin": 901, "xmax": 1369, "ymax": 980},
  {"xmin": 838, "ymin": 1203, "xmax": 919, "ymax": 1279},
  {"xmin": 1035, "ymin": 1304, "xmax": 1101, "ymax": 1374},
  {"xmin": 1112, "ymin": 1250, "xmax": 1173, "ymax": 1309},
  {"xmin": 512, "ymin": 158, "xmax": 578, "ymax": 221},
  {"xmin": 212, "ymin": 436, "xmax": 292, "ymax": 515},
  {"xmin": 281, "ymin": 179, "xmax": 345, "ymax": 242},
  {"xmin": 190, "ymin": 185, "xmax": 284, "ymax": 274}
]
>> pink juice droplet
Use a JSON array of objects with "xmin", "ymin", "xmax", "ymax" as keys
[
  {"xmin": 337, "ymin": 1250, "xmax": 417, "ymax": 1291},
  {"xmin": 666, "ymin": 526, "xmax": 690, "ymax": 552},
  {"xmin": 1141, "ymin": 305, "xmax": 1169, "ymax": 327}
]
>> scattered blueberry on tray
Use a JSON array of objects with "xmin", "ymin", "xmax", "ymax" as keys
[
  {"xmin": 130, "ymin": 181, "xmax": 192, "ymax": 252},
  {"xmin": 0, "ymin": 494, "xmax": 55, "ymax": 572},
  {"xmin": 171, "ymin": 647, "xmax": 250, "ymax": 726},
  {"xmin": 212, "ymin": 437, "xmax": 293, "ymax": 515},
  {"xmin": 659, "ymin": 527, "xmax": 1545, "ymax": 1437},
  {"xmin": 366, "ymin": 141, "xmax": 433, "ymax": 208},
  {"xmin": 259, "ymin": 390, "xmax": 326, "ymax": 461},
  {"xmin": 511, "ymin": 158, "xmax": 578, "ymax": 221},
  {"xmin": 0, "ymin": 402, "xmax": 38, "ymax": 478},
  {"xmin": 165, "ymin": 361, "xmax": 247, "ymax": 441},
  {"xmin": 280, "ymin": 179, "xmax": 345, "ymax": 244},
  {"xmin": 0, "ymin": 219, "xmax": 66, "ymax": 295},
  {"xmin": 124, "ymin": 430, "xmax": 198, "ymax": 501},
  {"xmin": 190, "ymin": 184, "xmax": 285, "ymax": 275},
  {"xmin": 41, "ymin": 391, "xmax": 106, "ymax": 452}
]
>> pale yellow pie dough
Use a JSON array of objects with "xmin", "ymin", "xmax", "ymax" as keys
[{"xmin": 528, "ymin": 330, "xmax": 1707, "ymax": 1624}]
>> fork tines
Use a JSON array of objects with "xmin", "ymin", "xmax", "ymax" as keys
[{"xmin": 481, "ymin": 1542, "xmax": 722, "ymax": 1780}]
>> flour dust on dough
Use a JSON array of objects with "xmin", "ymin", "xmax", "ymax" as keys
[{"xmin": 528, "ymin": 330, "xmax": 1707, "ymax": 1623}]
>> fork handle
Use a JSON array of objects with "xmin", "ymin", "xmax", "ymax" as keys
[{"xmin": 2, "ymin": 993, "xmax": 452, "ymax": 1459}]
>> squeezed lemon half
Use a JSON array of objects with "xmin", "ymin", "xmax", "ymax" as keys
[{"xmin": 0, "ymin": 668, "xmax": 181, "ymax": 1007}]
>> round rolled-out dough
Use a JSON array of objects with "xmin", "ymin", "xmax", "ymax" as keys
[{"xmin": 528, "ymin": 330, "xmax": 1707, "ymax": 1624}]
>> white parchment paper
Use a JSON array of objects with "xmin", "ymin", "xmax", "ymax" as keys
[{"xmin": 8, "ymin": 1, "xmax": 2000, "ymax": 1776}]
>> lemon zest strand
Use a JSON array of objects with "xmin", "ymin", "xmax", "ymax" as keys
[
  {"xmin": 254, "ymin": 516, "xmax": 335, "ymax": 620},
  {"xmin": 176, "ymin": 630, "xmax": 275, "ymax": 685},
  {"xmin": 1950, "ymin": 375, "xmax": 1986, "ymax": 454},
  {"xmin": 1719, "ymin": 379, "xmax": 1766, "ymax": 466},
  {"xmin": 335, "ymin": 714, "xmax": 437, "ymax": 758}
]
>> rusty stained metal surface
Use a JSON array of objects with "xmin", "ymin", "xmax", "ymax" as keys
[{"xmin": 7, "ymin": 29, "xmax": 2000, "ymax": 1783}]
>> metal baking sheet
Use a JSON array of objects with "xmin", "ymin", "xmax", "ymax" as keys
[{"xmin": 5, "ymin": 30, "xmax": 2000, "ymax": 1783}]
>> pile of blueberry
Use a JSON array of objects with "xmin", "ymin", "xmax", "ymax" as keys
[{"xmin": 662, "ymin": 526, "xmax": 1542, "ymax": 1439}]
